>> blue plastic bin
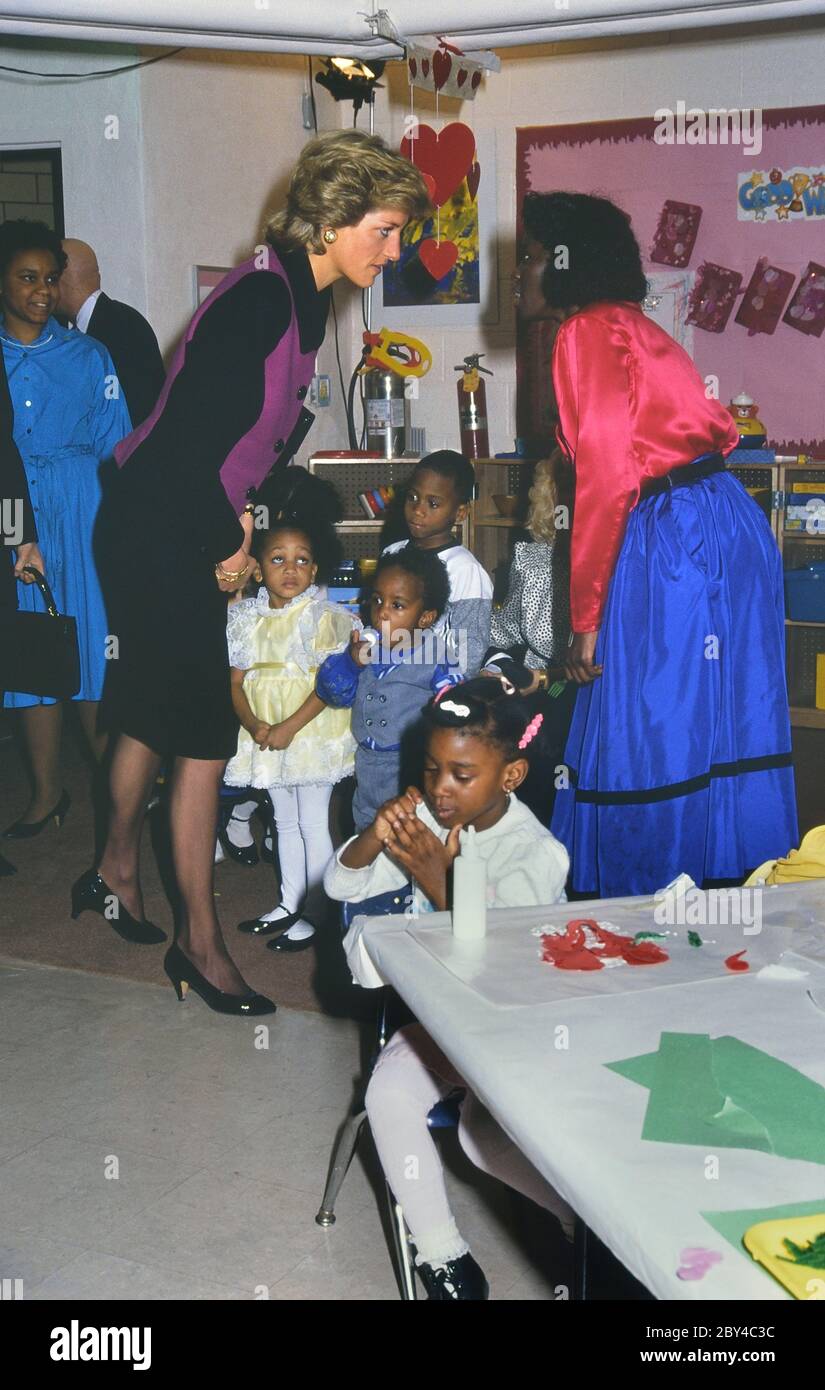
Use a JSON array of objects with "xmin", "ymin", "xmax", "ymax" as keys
[{"xmin": 785, "ymin": 563, "xmax": 825, "ymax": 621}]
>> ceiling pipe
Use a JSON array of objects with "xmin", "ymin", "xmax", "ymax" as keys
[{"xmin": 0, "ymin": 0, "xmax": 822, "ymax": 57}]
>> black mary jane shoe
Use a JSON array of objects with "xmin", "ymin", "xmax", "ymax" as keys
[
  {"xmin": 217, "ymin": 824, "xmax": 259, "ymax": 868},
  {"xmin": 4, "ymin": 789, "xmax": 71, "ymax": 840},
  {"xmin": 237, "ymin": 906, "xmax": 300, "ymax": 936},
  {"xmin": 164, "ymin": 943, "xmax": 276, "ymax": 1016},
  {"xmin": 266, "ymin": 922, "xmax": 316, "ymax": 954},
  {"xmin": 417, "ymin": 1252, "xmax": 490, "ymax": 1301},
  {"xmin": 70, "ymin": 868, "xmax": 167, "ymax": 945},
  {"xmin": 0, "ymin": 852, "xmax": 17, "ymax": 877}
]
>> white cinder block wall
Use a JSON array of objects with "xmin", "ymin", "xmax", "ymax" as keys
[
  {"xmin": 348, "ymin": 23, "xmax": 825, "ymax": 457},
  {"xmin": 2, "ymin": 22, "xmax": 823, "ymax": 456}
]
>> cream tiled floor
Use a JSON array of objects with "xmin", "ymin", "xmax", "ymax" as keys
[{"xmin": 0, "ymin": 961, "xmax": 567, "ymax": 1301}]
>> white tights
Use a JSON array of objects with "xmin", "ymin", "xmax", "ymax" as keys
[
  {"xmin": 365, "ymin": 1023, "xmax": 574, "ymax": 1269},
  {"xmin": 227, "ymin": 785, "xmax": 332, "ymax": 927}
]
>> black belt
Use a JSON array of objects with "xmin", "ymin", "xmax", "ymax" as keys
[{"xmin": 640, "ymin": 452, "xmax": 725, "ymax": 500}]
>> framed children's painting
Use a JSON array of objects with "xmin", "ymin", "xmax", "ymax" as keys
[{"xmin": 373, "ymin": 131, "xmax": 498, "ymax": 327}]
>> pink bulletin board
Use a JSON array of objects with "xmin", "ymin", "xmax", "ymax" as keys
[{"xmin": 516, "ymin": 106, "xmax": 825, "ymax": 457}]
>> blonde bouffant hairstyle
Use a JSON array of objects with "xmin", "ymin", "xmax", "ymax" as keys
[
  {"xmin": 266, "ymin": 130, "xmax": 433, "ymax": 255},
  {"xmin": 526, "ymin": 449, "xmax": 563, "ymax": 543}
]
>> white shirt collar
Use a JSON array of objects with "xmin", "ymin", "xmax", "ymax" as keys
[{"xmin": 75, "ymin": 289, "xmax": 102, "ymax": 334}]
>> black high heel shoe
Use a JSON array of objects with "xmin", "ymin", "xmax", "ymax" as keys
[
  {"xmin": 217, "ymin": 824, "xmax": 259, "ymax": 868},
  {"xmin": 164, "ymin": 943, "xmax": 276, "ymax": 1016},
  {"xmin": 70, "ymin": 868, "xmax": 167, "ymax": 945},
  {"xmin": 4, "ymin": 789, "xmax": 71, "ymax": 839}
]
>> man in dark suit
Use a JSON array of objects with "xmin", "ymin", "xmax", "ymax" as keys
[
  {"xmin": 58, "ymin": 240, "xmax": 165, "ymax": 426},
  {"xmin": 0, "ymin": 354, "xmax": 44, "ymax": 875}
]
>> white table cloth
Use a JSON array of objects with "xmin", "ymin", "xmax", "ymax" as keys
[{"xmin": 358, "ymin": 881, "xmax": 825, "ymax": 1300}]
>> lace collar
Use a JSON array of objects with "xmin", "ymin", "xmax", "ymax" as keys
[{"xmin": 253, "ymin": 583, "xmax": 320, "ymax": 615}]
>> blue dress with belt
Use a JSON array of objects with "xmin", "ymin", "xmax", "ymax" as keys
[{"xmin": 1, "ymin": 316, "xmax": 132, "ymax": 707}]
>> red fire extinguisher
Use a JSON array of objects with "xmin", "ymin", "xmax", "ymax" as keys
[{"xmin": 455, "ymin": 353, "xmax": 492, "ymax": 460}]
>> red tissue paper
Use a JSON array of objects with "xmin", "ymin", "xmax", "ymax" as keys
[{"xmin": 540, "ymin": 920, "xmax": 669, "ymax": 971}]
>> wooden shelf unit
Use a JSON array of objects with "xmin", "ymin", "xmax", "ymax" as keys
[{"xmin": 730, "ymin": 458, "xmax": 825, "ymax": 729}]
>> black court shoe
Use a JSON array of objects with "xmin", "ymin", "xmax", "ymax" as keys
[
  {"xmin": 4, "ymin": 789, "xmax": 70, "ymax": 839},
  {"xmin": 70, "ymin": 868, "xmax": 167, "ymax": 945},
  {"xmin": 417, "ymin": 1252, "xmax": 490, "ymax": 1301},
  {"xmin": 164, "ymin": 943, "xmax": 276, "ymax": 1016}
]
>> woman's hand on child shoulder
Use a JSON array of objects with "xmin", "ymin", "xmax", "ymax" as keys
[{"xmin": 373, "ymin": 786, "xmax": 422, "ymax": 844}]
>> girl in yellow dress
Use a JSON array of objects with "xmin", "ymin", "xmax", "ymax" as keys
[{"xmin": 224, "ymin": 518, "xmax": 356, "ymax": 950}]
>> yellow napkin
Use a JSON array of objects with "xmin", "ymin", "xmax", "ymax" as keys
[
  {"xmin": 743, "ymin": 1214, "xmax": 825, "ymax": 1299},
  {"xmin": 745, "ymin": 825, "xmax": 825, "ymax": 886}
]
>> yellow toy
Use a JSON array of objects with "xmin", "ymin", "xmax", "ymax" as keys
[
  {"xmin": 363, "ymin": 327, "xmax": 432, "ymax": 378},
  {"xmin": 728, "ymin": 392, "xmax": 767, "ymax": 447}
]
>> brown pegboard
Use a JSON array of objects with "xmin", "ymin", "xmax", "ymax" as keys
[
  {"xmin": 308, "ymin": 458, "xmax": 419, "ymax": 518},
  {"xmin": 786, "ymin": 624, "xmax": 825, "ymax": 708}
]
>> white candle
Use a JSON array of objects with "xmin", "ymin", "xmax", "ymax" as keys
[{"xmin": 451, "ymin": 826, "xmax": 487, "ymax": 941}]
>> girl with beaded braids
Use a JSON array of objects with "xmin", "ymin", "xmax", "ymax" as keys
[{"xmin": 324, "ymin": 677, "xmax": 571, "ymax": 1300}]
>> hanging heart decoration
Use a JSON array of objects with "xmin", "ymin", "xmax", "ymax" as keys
[
  {"xmin": 471, "ymin": 71, "xmax": 482, "ymax": 92},
  {"xmin": 466, "ymin": 160, "xmax": 481, "ymax": 202},
  {"xmin": 456, "ymin": 68, "xmax": 468, "ymax": 88},
  {"xmin": 408, "ymin": 57, "xmax": 417, "ymax": 80},
  {"xmin": 419, "ymin": 238, "xmax": 459, "ymax": 281},
  {"xmin": 432, "ymin": 49, "xmax": 452, "ymax": 92},
  {"xmin": 400, "ymin": 121, "xmax": 476, "ymax": 208},
  {"xmin": 422, "ymin": 57, "xmax": 430, "ymax": 77}
]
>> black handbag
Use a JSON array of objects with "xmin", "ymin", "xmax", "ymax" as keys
[{"xmin": 0, "ymin": 565, "xmax": 80, "ymax": 699}]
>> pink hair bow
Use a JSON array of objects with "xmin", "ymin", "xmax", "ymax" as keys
[{"xmin": 518, "ymin": 712, "xmax": 544, "ymax": 750}]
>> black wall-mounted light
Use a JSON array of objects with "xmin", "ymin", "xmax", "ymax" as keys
[{"xmin": 315, "ymin": 57, "xmax": 385, "ymax": 113}]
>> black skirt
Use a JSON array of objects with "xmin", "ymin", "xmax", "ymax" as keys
[{"xmin": 97, "ymin": 468, "xmax": 239, "ymax": 761}]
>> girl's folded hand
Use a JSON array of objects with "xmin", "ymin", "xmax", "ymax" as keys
[
  {"xmin": 252, "ymin": 720, "xmax": 273, "ymax": 749},
  {"xmin": 262, "ymin": 720, "xmax": 295, "ymax": 751},
  {"xmin": 374, "ymin": 786, "xmax": 422, "ymax": 843}
]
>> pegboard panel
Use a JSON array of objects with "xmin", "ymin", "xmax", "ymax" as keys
[
  {"xmin": 729, "ymin": 466, "xmax": 776, "ymax": 490},
  {"xmin": 785, "ymin": 538, "xmax": 825, "ymax": 565},
  {"xmin": 307, "ymin": 458, "xmax": 419, "ymax": 518},
  {"xmin": 337, "ymin": 529, "xmax": 385, "ymax": 562},
  {"xmin": 786, "ymin": 624, "xmax": 825, "ymax": 708}
]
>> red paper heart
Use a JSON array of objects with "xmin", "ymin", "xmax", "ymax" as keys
[
  {"xmin": 400, "ymin": 122, "xmax": 476, "ymax": 207},
  {"xmin": 471, "ymin": 71, "xmax": 482, "ymax": 91},
  {"xmin": 466, "ymin": 160, "xmax": 481, "ymax": 201},
  {"xmin": 433, "ymin": 49, "xmax": 452, "ymax": 91},
  {"xmin": 409, "ymin": 57, "xmax": 417, "ymax": 80},
  {"xmin": 725, "ymin": 950, "xmax": 749, "ymax": 972},
  {"xmin": 457, "ymin": 68, "xmax": 468, "ymax": 88},
  {"xmin": 421, "ymin": 173, "xmax": 437, "ymax": 203},
  {"xmin": 418, "ymin": 238, "xmax": 458, "ymax": 282},
  {"xmin": 422, "ymin": 57, "xmax": 430, "ymax": 77}
]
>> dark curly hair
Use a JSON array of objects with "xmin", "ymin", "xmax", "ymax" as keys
[
  {"xmin": 252, "ymin": 466, "xmax": 342, "ymax": 582},
  {"xmin": 422, "ymin": 677, "xmax": 534, "ymax": 761},
  {"xmin": 522, "ymin": 191, "xmax": 647, "ymax": 308},
  {"xmin": 0, "ymin": 219, "xmax": 67, "ymax": 279},
  {"xmin": 374, "ymin": 545, "xmax": 450, "ymax": 618},
  {"xmin": 413, "ymin": 450, "xmax": 476, "ymax": 504}
]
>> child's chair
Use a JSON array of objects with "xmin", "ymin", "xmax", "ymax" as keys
[{"xmin": 314, "ymin": 888, "xmax": 464, "ymax": 1300}]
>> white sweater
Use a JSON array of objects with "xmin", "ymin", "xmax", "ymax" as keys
[{"xmin": 325, "ymin": 795, "xmax": 569, "ymax": 988}]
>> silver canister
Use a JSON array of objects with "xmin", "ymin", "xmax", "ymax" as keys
[{"xmin": 364, "ymin": 368, "xmax": 409, "ymax": 459}]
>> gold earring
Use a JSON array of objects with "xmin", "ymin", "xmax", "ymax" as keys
[{"xmin": 323, "ymin": 228, "xmax": 337, "ymax": 245}]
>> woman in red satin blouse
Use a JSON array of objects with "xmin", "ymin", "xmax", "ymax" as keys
[{"xmin": 515, "ymin": 192, "xmax": 797, "ymax": 897}]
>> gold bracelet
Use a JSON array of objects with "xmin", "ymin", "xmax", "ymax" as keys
[
  {"xmin": 536, "ymin": 669, "xmax": 550, "ymax": 691},
  {"xmin": 215, "ymin": 561, "xmax": 249, "ymax": 582}
]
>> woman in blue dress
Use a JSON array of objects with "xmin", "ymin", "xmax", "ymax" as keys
[{"xmin": 0, "ymin": 220, "xmax": 132, "ymax": 838}]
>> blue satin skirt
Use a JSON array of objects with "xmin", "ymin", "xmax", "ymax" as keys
[{"xmin": 551, "ymin": 469, "xmax": 798, "ymax": 896}]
